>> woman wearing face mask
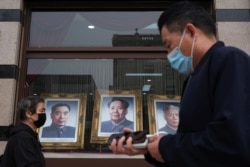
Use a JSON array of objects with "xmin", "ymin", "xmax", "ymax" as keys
[{"xmin": 1, "ymin": 96, "xmax": 46, "ymax": 167}]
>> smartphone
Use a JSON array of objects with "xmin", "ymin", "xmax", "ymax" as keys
[{"xmin": 107, "ymin": 130, "xmax": 148, "ymax": 145}]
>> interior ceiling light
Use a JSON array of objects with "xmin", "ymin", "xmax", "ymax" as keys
[
  {"xmin": 88, "ymin": 25, "xmax": 95, "ymax": 29},
  {"xmin": 125, "ymin": 73, "xmax": 162, "ymax": 76}
]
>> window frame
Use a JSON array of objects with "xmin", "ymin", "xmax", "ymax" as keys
[{"xmin": 18, "ymin": 0, "xmax": 214, "ymax": 152}]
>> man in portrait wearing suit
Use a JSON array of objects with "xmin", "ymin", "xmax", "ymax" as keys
[
  {"xmin": 158, "ymin": 104, "xmax": 179, "ymax": 134},
  {"xmin": 100, "ymin": 98, "xmax": 134, "ymax": 133},
  {"xmin": 41, "ymin": 103, "xmax": 76, "ymax": 138}
]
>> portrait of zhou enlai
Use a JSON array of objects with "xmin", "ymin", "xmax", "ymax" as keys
[{"xmin": 41, "ymin": 102, "xmax": 76, "ymax": 138}]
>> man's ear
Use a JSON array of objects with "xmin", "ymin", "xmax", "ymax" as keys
[
  {"xmin": 164, "ymin": 113, "xmax": 168, "ymax": 121},
  {"xmin": 25, "ymin": 110, "xmax": 32, "ymax": 118},
  {"xmin": 186, "ymin": 23, "xmax": 196, "ymax": 38}
]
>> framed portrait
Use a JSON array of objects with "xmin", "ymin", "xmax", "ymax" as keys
[
  {"xmin": 38, "ymin": 93, "xmax": 87, "ymax": 150},
  {"xmin": 90, "ymin": 89, "xmax": 143, "ymax": 144},
  {"xmin": 147, "ymin": 94, "xmax": 181, "ymax": 135}
]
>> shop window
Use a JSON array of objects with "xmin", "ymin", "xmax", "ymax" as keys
[
  {"xmin": 18, "ymin": 0, "xmax": 207, "ymax": 151},
  {"xmin": 25, "ymin": 58, "xmax": 187, "ymax": 152}
]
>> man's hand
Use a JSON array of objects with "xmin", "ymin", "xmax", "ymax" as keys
[
  {"xmin": 147, "ymin": 135, "xmax": 165, "ymax": 162},
  {"xmin": 109, "ymin": 128, "xmax": 148, "ymax": 155}
]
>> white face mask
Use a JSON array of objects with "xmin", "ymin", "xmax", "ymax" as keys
[{"xmin": 167, "ymin": 29, "xmax": 195, "ymax": 75}]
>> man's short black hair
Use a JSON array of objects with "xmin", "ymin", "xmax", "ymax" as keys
[
  {"xmin": 51, "ymin": 103, "xmax": 71, "ymax": 113},
  {"xmin": 157, "ymin": 1, "xmax": 216, "ymax": 36},
  {"xmin": 107, "ymin": 98, "xmax": 129, "ymax": 109}
]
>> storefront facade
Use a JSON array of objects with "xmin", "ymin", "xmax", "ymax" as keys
[{"xmin": 0, "ymin": 0, "xmax": 250, "ymax": 166}]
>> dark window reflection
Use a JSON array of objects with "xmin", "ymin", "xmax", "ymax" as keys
[{"xmin": 29, "ymin": 12, "xmax": 162, "ymax": 47}]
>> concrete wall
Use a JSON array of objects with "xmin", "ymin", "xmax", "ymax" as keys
[
  {"xmin": 215, "ymin": 0, "xmax": 250, "ymax": 54},
  {"xmin": 0, "ymin": 0, "xmax": 22, "ymax": 153}
]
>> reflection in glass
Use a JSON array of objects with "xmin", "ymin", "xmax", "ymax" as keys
[
  {"xmin": 29, "ymin": 11, "xmax": 162, "ymax": 47},
  {"xmin": 26, "ymin": 59, "xmax": 187, "ymax": 96},
  {"xmin": 25, "ymin": 58, "xmax": 187, "ymax": 152}
]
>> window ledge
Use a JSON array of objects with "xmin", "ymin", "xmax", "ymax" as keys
[{"xmin": 44, "ymin": 152, "xmax": 144, "ymax": 159}]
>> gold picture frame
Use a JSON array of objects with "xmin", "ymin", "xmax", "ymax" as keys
[
  {"xmin": 90, "ymin": 89, "xmax": 143, "ymax": 144},
  {"xmin": 147, "ymin": 94, "xmax": 181, "ymax": 134},
  {"xmin": 38, "ymin": 93, "xmax": 87, "ymax": 150}
]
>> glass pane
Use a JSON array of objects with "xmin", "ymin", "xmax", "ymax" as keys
[
  {"xmin": 26, "ymin": 59, "xmax": 186, "ymax": 152},
  {"xmin": 29, "ymin": 11, "xmax": 162, "ymax": 47},
  {"xmin": 26, "ymin": 59, "xmax": 185, "ymax": 95}
]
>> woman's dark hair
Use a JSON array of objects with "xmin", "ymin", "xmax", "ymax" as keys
[
  {"xmin": 18, "ymin": 96, "xmax": 45, "ymax": 120},
  {"xmin": 157, "ymin": 1, "xmax": 216, "ymax": 36}
]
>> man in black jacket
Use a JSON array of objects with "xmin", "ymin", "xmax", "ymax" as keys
[{"xmin": 109, "ymin": 1, "xmax": 250, "ymax": 167}]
